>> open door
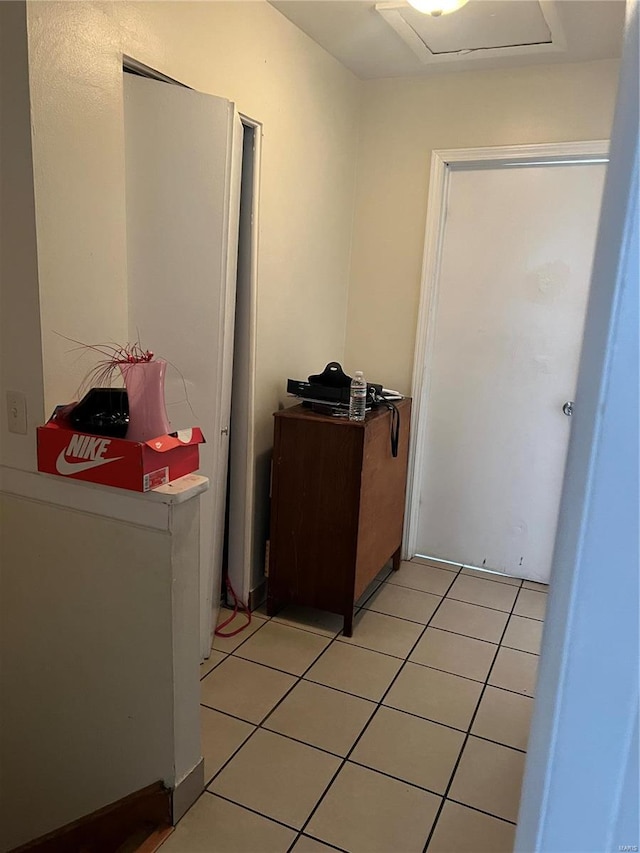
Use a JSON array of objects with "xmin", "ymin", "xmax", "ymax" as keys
[{"xmin": 124, "ymin": 73, "xmax": 243, "ymax": 658}]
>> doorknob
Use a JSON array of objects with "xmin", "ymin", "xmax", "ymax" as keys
[{"xmin": 562, "ymin": 401, "xmax": 574, "ymax": 417}]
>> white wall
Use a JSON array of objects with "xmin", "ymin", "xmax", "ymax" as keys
[
  {"xmin": 516, "ymin": 1, "xmax": 639, "ymax": 845},
  {"xmin": 0, "ymin": 4, "xmax": 360, "ymax": 845},
  {"xmin": 0, "ymin": 1, "xmax": 45, "ymax": 471},
  {"xmin": 25, "ymin": 0, "xmax": 361, "ymax": 464},
  {"xmin": 344, "ymin": 59, "xmax": 621, "ymax": 393},
  {"xmin": 0, "ymin": 494, "xmax": 172, "ymax": 851}
]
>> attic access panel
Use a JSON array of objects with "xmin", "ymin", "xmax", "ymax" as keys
[{"xmin": 376, "ymin": 0, "xmax": 566, "ymax": 64}]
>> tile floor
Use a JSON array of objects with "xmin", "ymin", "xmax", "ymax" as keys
[{"xmin": 161, "ymin": 559, "xmax": 548, "ymax": 853}]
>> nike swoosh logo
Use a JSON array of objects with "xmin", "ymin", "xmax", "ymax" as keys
[{"xmin": 55, "ymin": 450, "xmax": 124, "ymax": 476}]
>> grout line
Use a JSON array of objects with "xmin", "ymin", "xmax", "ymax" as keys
[
  {"xmin": 294, "ymin": 834, "xmax": 349, "ymax": 853},
  {"xmin": 421, "ymin": 624, "xmax": 499, "ymax": 646},
  {"xmin": 443, "ymin": 595, "xmax": 519, "ymax": 615},
  {"xmin": 400, "ymin": 658, "xmax": 498, "ymax": 685},
  {"xmin": 199, "ymin": 569, "xmax": 538, "ymax": 851},
  {"xmin": 199, "ymin": 654, "xmax": 228, "ymax": 682},
  {"xmin": 444, "ymin": 797, "xmax": 518, "ymax": 826},
  {"xmin": 259, "ymin": 723, "xmax": 365, "ymax": 761},
  {"xmin": 500, "ymin": 643, "xmax": 541, "ymax": 657},
  {"xmin": 295, "ymin": 566, "xmax": 463, "ymax": 842},
  {"xmin": 422, "ymin": 581, "xmax": 526, "ymax": 851},
  {"xmin": 205, "ymin": 650, "xmax": 306, "ymax": 681},
  {"xmin": 358, "ymin": 604, "xmax": 443, "ymax": 626},
  {"xmin": 346, "ymin": 759, "xmax": 446, "ymax": 799},
  {"xmin": 201, "ymin": 673, "xmax": 530, "ymax": 746},
  {"xmin": 205, "ymin": 615, "xmax": 353, "ymax": 795},
  {"xmin": 210, "ymin": 611, "xmax": 270, "ymax": 656},
  {"xmin": 204, "ymin": 790, "xmax": 300, "ymax": 834}
]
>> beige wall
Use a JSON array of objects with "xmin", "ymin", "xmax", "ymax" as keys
[
  {"xmin": 0, "ymin": 2, "xmax": 45, "ymax": 471},
  {"xmin": 344, "ymin": 59, "xmax": 621, "ymax": 394},
  {"xmin": 25, "ymin": 0, "xmax": 361, "ymax": 458},
  {"xmin": 0, "ymin": 494, "xmax": 172, "ymax": 851}
]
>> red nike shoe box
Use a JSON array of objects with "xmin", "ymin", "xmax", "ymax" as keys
[{"xmin": 37, "ymin": 408, "xmax": 205, "ymax": 492}]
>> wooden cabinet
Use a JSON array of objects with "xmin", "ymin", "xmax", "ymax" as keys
[{"xmin": 267, "ymin": 399, "xmax": 411, "ymax": 635}]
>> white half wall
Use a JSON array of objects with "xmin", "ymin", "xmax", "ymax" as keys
[{"xmin": 0, "ymin": 475, "xmax": 204, "ymax": 851}]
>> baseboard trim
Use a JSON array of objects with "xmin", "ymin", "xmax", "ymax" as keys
[
  {"xmin": 10, "ymin": 781, "xmax": 171, "ymax": 853},
  {"xmin": 171, "ymin": 758, "xmax": 204, "ymax": 824},
  {"xmin": 249, "ymin": 579, "xmax": 267, "ymax": 611}
]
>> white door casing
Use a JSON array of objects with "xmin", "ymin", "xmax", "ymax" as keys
[
  {"xmin": 123, "ymin": 74, "xmax": 243, "ymax": 657},
  {"xmin": 406, "ymin": 142, "xmax": 608, "ymax": 582},
  {"xmin": 227, "ymin": 119, "xmax": 262, "ymax": 608}
]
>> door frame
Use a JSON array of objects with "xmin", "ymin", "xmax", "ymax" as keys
[
  {"xmin": 227, "ymin": 114, "xmax": 263, "ymax": 608},
  {"xmin": 123, "ymin": 55, "xmax": 263, "ymax": 629},
  {"xmin": 404, "ymin": 140, "xmax": 610, "ymax": 562}
]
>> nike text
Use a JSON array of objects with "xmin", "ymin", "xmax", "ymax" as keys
[{"xmin": 66, "ymin": 434, "xmax": 111, "ymax": 461}]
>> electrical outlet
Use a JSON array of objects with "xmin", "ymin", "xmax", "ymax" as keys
[{"xmin": 7, "ymin": 391, "xmax": 27, "ymax": 435}]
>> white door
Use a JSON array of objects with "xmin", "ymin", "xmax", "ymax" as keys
[
  {"xmin": 124, "ymin": 74, "xmax": 243, "ymax": 657},
  {"xmin": 412, "ymin": 155, "xmax": 606, "ymax": 582}
]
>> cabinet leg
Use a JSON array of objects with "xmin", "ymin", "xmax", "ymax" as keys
[
  {"xmin": 266, "ymin": 595, "xmax": 281, "ymax": 618},
  {"xmin": 343, "ymin": 610, "xmax": 354, "ymax": 638},
  {"xmin": 392, "ymin": 547, "xmax": 402, "ymax": 572}
]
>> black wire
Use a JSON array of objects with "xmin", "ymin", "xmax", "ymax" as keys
[{"xmin": 372, "ymin": 391, "xmax": 401, "ymax": 457}]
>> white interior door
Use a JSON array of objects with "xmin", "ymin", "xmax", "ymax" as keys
[
  {"xmin": 124, "ymin": 74, "xmax": 243, "ymax": 657},
  {"xmin": 413, "ymin": 159, "xmax": 606, "ymax": 582}
]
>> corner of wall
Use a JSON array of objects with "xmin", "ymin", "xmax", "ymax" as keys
[{"xmin": 0, "ymin": 0, "xmax": 46, "ymax": 473}]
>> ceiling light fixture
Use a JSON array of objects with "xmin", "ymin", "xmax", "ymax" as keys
[{"xmin": 406, "ymin": 0, "xmax": 469, "ymax": 16}]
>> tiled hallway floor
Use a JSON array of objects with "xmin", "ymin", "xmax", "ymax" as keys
[{"xmin": 161, "ymin": 559, "xmax": 548, "ymax": 853}]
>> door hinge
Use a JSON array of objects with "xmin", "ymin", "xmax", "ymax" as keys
[{"xmin": 264, "ymin": 539, "xmax": 270, "ymax": 578}]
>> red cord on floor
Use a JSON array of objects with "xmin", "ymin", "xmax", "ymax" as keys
[{"xmin": 214, "ymin": 576, "xmax": 252, "ymax": 638}]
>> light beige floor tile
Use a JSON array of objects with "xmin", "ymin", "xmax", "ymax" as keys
[
  {"xmin": 413, "ymin": 556, "xmax": 460, "ymax": 572},
  {"xmin": 523, "ymin": 579, "xmax": 549, "ymax": 592},
  {"xmin": 448, "ymin": 575, "xmax": 519, "ymax": 612},
  {"xmin": 502, "ymin": 614, "xmax": 543, "ymax": 654},
  {"xmin": 199, "ymin": 648, "xmax": 227, "ymax": 679},
  {"xmin": 200, "ymin": 656, "xmax": 296, "ymax": 723},
  {"xmin": 363, "ymin": 582, "xmax": 441, "ymax": 624},
  {"xmin": 272, "ymin": 605, "xmax": 343, "ymax": 638},
  {"xmin": 338, "ymin": 609, "xmax": 424, "ymax": 658},
  {"xmin": 472, "ymin": 686, "xmax": 534, "ymax": 752},
  {"xmin": 428, "ymin": 800, "xmax": 516, "ymax": 853},
  {"xmin": 513, "ymin": 589, "xmax": 547, "ymax": 621},
  {"xmin": 430, "ymin": 599, "xmax": 509, "ymax": 643},
  {"xmin": 410, "ymin": 627, "xmax": 497, "ymax": 682},
  {"xmin": 212, "ymin": 608, "xmax": 268, "ymax": 654},
  {"xmin": 263, "ymin": 680, "xmax": 375, "ymax": 756},
  {"xmin": 235, "ymin": 621, "xmax": 330, "ymax": 675},
  {"xmin": 461, "ymin": 567, "xmax": 521, "ymax": 586},
  {"xmin": 160, "ymin": 793, "xmax": 296, "ymax": 852},
  {"xmin": 200, "ymin": 707, "xmax": 255, "ymax": 784},
  {"xmin": 351, "ymin": 706, "xmax": 464, "ymax": 794},
  {"xmin": 449, "ymin": 736, "xmax": 526, "ymax": 823},
  {"xmin": 307, "ymin": 762, "xmax": 440, "ymax": 853},
  {"xmin": 305, "ymin": 642, "xmax": 403, "ymax": 701},
  {"xmin": 291, "ymin": 836, "xmax": 338, "ymax": 853},
  {"xmin": 489, "ymin": 647, "xmax": 539, "ymax": 697},
  {"xmin": 387, "ymin": 561, "xmax": 455, "ymax": 596},
  {"xmin": 209, "ymin": 729, "xmax": 340, "ymax": 830},
  {"xmin": 384, "ymin": 662, "xmax": 482, "ymax": 730}
]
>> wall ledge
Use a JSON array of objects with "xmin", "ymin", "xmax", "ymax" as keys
[{"xmin": 0, "ymin": 465, "xmax": 209, "ymax": 531}]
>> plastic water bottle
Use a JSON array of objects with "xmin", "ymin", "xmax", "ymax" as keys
[{"xmin": 349, "ymin": 371, "xmax": 367, "ymax": 421}]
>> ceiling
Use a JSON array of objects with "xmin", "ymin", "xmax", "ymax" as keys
[{"xmin": 269, "ymin": 0, "xmax": 625, "ymax": 79}]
